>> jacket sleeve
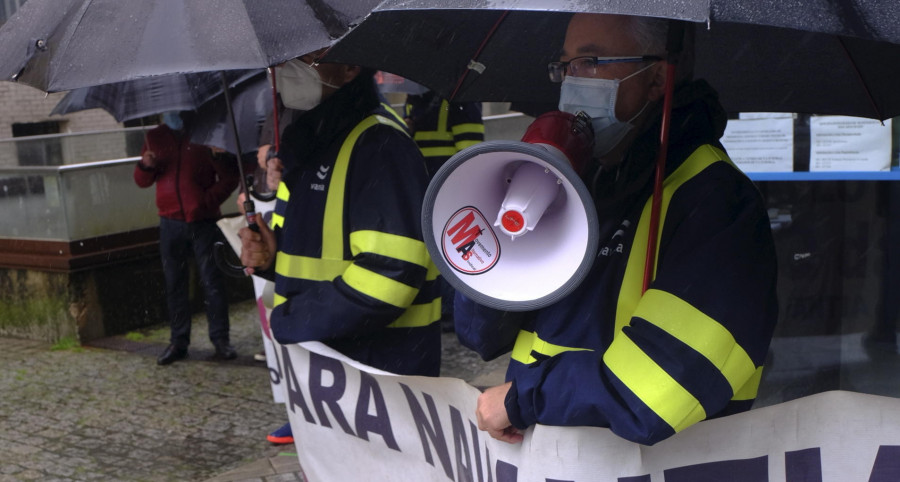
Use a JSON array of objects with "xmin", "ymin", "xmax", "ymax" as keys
[
  {"xmin": 274, "ymin": 126, "xmax": 435, "ymax": 342},
  {"xmin": 133, "ymin": 161, "xmax": 157, "ymax": 188},
  {"xmin": 454, "ymin": 292, "xmax": 527, "ymax": 361},
  {"xmin": 133, "ymin": 141, "xmax": 158, "ymax": 188},
  {"xmin": 506, "ymin": 164, "xmax": 778, "ymax": 445},
  {"xmin": 449, "ymin": 101, "xmax": 485, "ymax": 152},
  {"xmin": 202, "ymin": 150, "xmax": 240, "ymax": 211}
]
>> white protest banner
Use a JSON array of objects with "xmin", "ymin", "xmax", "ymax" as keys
[
  {"xmin": 216, "ymin": 205, "xmax": 285, "ymax": 404},
  {"xmin": 278, "ymin": 342, "xmax": 900, "ymax": 482},
  {"xmin": 721, "ymin": 114, "xmax": 794, "ymax": 173},
  {"xmin": 810, "ymin": 116, "xmax": 892, "ymax": 171}
]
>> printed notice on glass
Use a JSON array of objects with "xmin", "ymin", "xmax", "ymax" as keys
[
  {"xmin": 810, "ymin": 116, "xmax": 892, "ymax": 171},
  {"xmin": 721, "ymin": 114, "xmax": 794, "ymax": 172}
]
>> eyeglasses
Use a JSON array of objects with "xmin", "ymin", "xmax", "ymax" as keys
[{"xmin": 548, "ymin": 55, "xmax": 663, "ymax": 83}]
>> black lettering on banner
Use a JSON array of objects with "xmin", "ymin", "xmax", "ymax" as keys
[
  {"xmin": 355, "ymin": 371, "xmax": 400, "ymax": 451},
  {"xmin": 664, "ymin": 455, "xmax": 767, "ymax": 481},
  {"xmin": 280, "ymin": 345, "xmax": 315, "ymax": 423},
  {"xmin": 309, "ymin": 351, "xmax": 355, "ymax": 436},
  {"xmin": 869, "ymin": 446, "xmax": 900, "ymax": 481},
  {"xmin": 268, "ymin": 344, "xmax": 282, "ymax": 385},
  {"xmin": 450, "ymin": 406, "xmax": 474, "ymax": 482},
  {"xmin": 400, "ymin": 383, "xmax": 454, "ymax": 479},
  {"xmin": 495, "ymin": 460, "xmax": 517, "ymax": 482},
  {"xmin": 785, "ymin": 448, "xmax": 821, "ymax": 482},
  {"xmin": 471, "ymin": 421, "xmax": 486, "ymax": 482}
]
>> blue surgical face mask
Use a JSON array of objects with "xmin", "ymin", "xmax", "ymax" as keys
[
  {"xmin": 162, "ymin": 111, "xmax": 183, "ymax": 131},
  {"xmin": 558, "ymin": 62, "xmax": 656, "ymax": 158}
]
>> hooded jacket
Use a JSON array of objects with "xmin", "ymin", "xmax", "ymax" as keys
[
  {"xmin": 134, "ymin": 125, "xmax": 238, "ymax": 223},
  {"xmin": 269, "ymin": 73, "xmax": 442, "ymax": 377},
  {"xmin": 456, "ymin": 80, "xmax": 778, "ymax": 445}
]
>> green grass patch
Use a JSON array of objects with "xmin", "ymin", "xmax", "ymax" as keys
[
  {"xmin": 124, "ymin": 331, "xmax": 146, "ymax": 341},
  {"xmin": 50, "ymin": 336, "xmax": 82, "ymax": 351}
]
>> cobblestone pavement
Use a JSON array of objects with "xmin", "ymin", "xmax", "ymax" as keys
[{"xmin": 0, "ymin": 299, "xmax": 506, "ymax": 481}]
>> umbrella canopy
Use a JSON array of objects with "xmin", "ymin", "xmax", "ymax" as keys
[
  {"xmin": 49, "ymin": 70, "xmax": 260, "ymax": 122},
  {"xmin": 0, "ymin": 0, "xmax": 380, "ymax": 93},
  {"xmin": 190, "ymin": 73, "xmax": 272, "ymax": 155},
  {"xmin": 322, "ymin": 0, "xmax": 900, "ymax": 120}
]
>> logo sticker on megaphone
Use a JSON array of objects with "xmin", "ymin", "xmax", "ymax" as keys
[
  {"xmin": 423, "ymin": 111, "xmax": 599, "ymax": 311},
  {"xmin": 441, "ymin": 206, "xmax": 501, "ymax": 275}
]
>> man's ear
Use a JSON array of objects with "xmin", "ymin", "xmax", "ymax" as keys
[{"xmin": 646, "ymin": 62, "xmax": 668, "ymax": 102}]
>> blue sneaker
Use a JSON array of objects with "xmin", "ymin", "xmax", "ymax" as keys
[{"xmin": 266, "ymin": 422, "xmax": 293, "ymax": 445}]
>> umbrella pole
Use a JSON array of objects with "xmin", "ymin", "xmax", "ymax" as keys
[
  {"xmin": 642, "ymin": 23, "xmax": 684, "ymax": 294},
  {"xmin": 268, "ymin": 67, "xmax": 280, "ymax": 153},
  {"xmin": 448, "ymin": 11, "xmax": 509, "ymax": 101},
  {"xmin": 219, "ymin": 71, "xmax": 259, "ymax": 233}
]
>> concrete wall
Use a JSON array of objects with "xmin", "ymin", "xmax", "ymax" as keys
[
  {"xmin": 0, "ymin": 82, "xmax": 122, "ymax": 167},
  {"xmin": 0, "ymin": 255, "xmax": 253, "ymax": 344}
]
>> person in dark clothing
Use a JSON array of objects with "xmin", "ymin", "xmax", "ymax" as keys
[
  {"xmin": 403, "ymin": 90, "xmax": 485, "ymax": 333},
  {"xmin": 457, "ymin": 13, "xmax": 778, "ymax": 446},
  {"xmin": 403, "ymin": 91, "xmax": 484, "ymax": 178},
  {"xmin": 134, "ymin": 111, "xmax": 240, "ymax": 365},
  {"xmin": 239, "ymin": 49, "xmax": 442, "ymax": 444}
]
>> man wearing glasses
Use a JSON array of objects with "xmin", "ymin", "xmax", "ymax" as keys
[{"xmin": 456, "ymin": 13, "xmax": 778, "ymax": 446}]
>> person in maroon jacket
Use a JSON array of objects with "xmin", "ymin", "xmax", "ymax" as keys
[{"xmin": 134, "ymin": 111, "xmax": 240, "ymax": 365}]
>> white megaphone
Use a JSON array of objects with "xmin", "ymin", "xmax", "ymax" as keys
[{"xmin": 422, "ymin": 111, "xmax": 598, "ymax": 311}]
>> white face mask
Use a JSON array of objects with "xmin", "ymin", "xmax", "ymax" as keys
[
  {"xmin": 558, "ymin": 62, "xmax": 656, "ymax": 158},
  {"xmin": 275, "ymin": 58, "xmax": 340, "ymax": 111}
]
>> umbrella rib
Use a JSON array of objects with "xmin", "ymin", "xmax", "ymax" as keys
[
  {"xmin": 837, "ymin": 36, "xmax": 884, "ymax": 121},
  {"xmin": 448, "ymin": 10, "xmax": 509, "ymax": 101},
  {"xmin": 46, "ymin": 0, "xmax": 96, "ymax": 92}
]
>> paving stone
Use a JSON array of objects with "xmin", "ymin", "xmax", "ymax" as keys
[{"xmin": 0, "ymin": 298, "xmax": 506, "ymax": 480}]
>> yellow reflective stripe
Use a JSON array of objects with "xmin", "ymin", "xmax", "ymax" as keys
[
  {"xmin": 438, "ymin": 99, "xmax": 449, "ymax": 132},
  {"xmin": 414, "ymin": 130, "xmax": 455, "ymax": 142},
  {"xmin": 276, "ymin": 252, "xmax": 351, "ymax": 281},
  {"xmin": 426, "ymin": 261, "xmax": 440, "ymax": 281},
  {"xmin": 342, "ymin": 264, "xmax": 418, "ymax": 308},
  {"xmin": 388, "ymin": 297, "xmax": 441, "ymax": 328},
  {"xmin": 322, "ymin": 114, "xmax": 409, "ymax": 260},
  {"xmin": 381, "ymin": 102, "xmax": 407, "ymax": 127},
  {"xmin": 455, "ymin": 140, "xmax": 481, "ymax": 151},
  {"xmin": 276, "ymin": 181, "xmax": 290, "ymax": 201},
  {"xmin": 420, "ymin": 146, "xmax": 459, "ymax": 158},
  {"xmin": 271, "ymin": 213, "xmax": 285, "ymax": 229},
  {"xmin": 604, "ymin": 334, "xmax": 706, "ymax": 432},
  {"xmin": 451, "ymin": 122, "xmax": 485, "ymax": 136},
  {"xmin": 273, "ymin": 292, "xmax": 440, "ymax": 328},
  {"xmin": 635, "ymin": 289, "xmax": 758, "ymax": 397},
  {"xmin": 510, "ymin": 330, "xmax": 591, "ymax": 365},
  {"xmin": 733, "ymin": 366, "xmax": 763, "ymax": 401},
  {"xmin": 616, "ymin": 145, "xmax": 731, "ymax": 333},
  {"xmin": 349, "ymin": 230, "xmax": 430, "ymax": 268}
]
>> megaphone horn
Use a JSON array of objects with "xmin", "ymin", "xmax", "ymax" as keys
[{"xmin": 422, "ymin": 111, "xmax": 599, "ymax": 311}]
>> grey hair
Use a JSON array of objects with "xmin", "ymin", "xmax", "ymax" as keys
[
  {"xmin": 628, "ymin": 16, "xmax": 695, "ymax": 81},
  {"xmin": 629, "ymin": 16, "xmax": 670, "ymax": 55}
]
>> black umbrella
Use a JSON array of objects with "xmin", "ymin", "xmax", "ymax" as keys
[
  {"xmin": 0, "ymin": 0, "xmax": 380, "ymax": 237},
  {"xmin": 49, "ymin": 70, "xmax": 260, "ymax": 123},
  {"xmin": 190, "ymin": 73, "xmax": 271, "ymax": 155},
  {"xmin": 323, "ymin": 0, "xmax": 900, "ymax": 121},
  {"xmin": 324, "ymin": 0, "xmax": 900, "ymax": 297},
  {"xmin": 0, "ymin": 0, "xmax": 379, "ymax": 93}
]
